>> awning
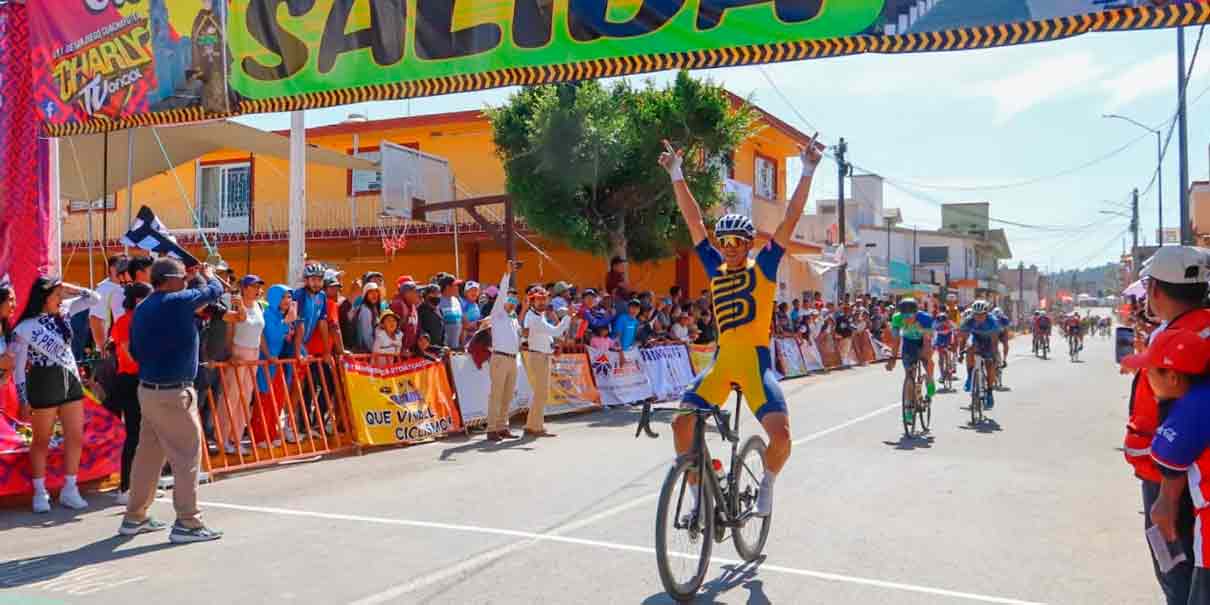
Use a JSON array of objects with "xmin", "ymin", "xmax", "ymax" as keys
[{"xmin": 58, "ymin": 120, "xmax": 378, "ymax": 200}]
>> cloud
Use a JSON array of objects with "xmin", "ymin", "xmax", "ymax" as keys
[
  {"xmin": 1100, "ymin": 52, "xmax": 1210, "ymax": 112},
  {"xmin": 968, "ymin": 51, "xmax": 1109, "ymax": 124}
]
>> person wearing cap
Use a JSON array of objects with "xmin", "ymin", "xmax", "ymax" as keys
[
  {"xmin": 523, "ymin": 286, "xmax": 570, "ymax": 438},
  {"xmin": 486, "ymin": 261, "xmax": 524, "ymax": 441},
  {"xmin": 1136, "ymin": 330, "xmax": 1210, "ymax": 604},
  {"xmin": 461, "ymin": 281, "xmax": 483, "ymax": 344},
  {"xmin": 216, "ymin": 274, "xmax": 268, "ymax": 456},
  {"xmin": 122, "ymin": 258, "xmax": 225, "ymax": 543},
  {"xmin": 390, "ymin": 278, "xmax": 422, "ymax": 354},
  {"xmin": 550, "ymin": 281, "xmax": 571, "ymax": 313},
  {"xmin": 372, "ymin": 310, "xmax": 404, "ymax": 366},
  {"xmin": 323, "ymin": 270, "xmax": 347, "ymax": 357},
  {"xmin": 288, "ymin": 264, "xmax": 333, "ymax": 442},
  {"xmin": 1124, "ymin": 246, "xmax": 1210, "ymax": 603}
]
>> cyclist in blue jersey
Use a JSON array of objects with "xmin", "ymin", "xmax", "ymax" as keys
[
  {"xmin": 992, "ymin": 306, "xmax": 1011, "ymax": 366},
  {"xmin": 933, "ymin": 312, "xmax": 955, "ymax": 383},
  {"xmin": 959, "ymin": 300, "xmax": 1004, "ymax": 409}
]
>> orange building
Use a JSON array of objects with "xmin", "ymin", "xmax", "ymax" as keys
[{"xmin": 59, "ymin": 92, "xmax": 818, "ymax": 296}]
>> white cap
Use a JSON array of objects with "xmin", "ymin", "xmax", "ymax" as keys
[
  {"xmin": 363, "ymin": 282, "xmax": 381, "ymax": 292},
  {"xmin": 1141, "ymin": 246, "xmax": 1210, "ymax": 285}
]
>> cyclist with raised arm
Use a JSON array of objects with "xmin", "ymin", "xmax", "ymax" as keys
[
  {"xmin": 662, "ymin": 134, "xmax": 822, "ymax": 518},
  {"xmin": 885, "ymin": 299, "xmax": 935, "ymax": 424},
  {"xmin": 959, "ymin": 300, "xmax": 1004, "ymax": 409}
]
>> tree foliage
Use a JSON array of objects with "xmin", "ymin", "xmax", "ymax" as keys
[{"xmin": 488, "ymin": 72, "xmax": 755, "ymax": 263}]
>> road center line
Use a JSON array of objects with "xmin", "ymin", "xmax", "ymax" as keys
[{"xmin": 192, "ymin": 499, "xmax": 1043, "ymax": 605}]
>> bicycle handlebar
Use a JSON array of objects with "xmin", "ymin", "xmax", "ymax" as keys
[{"xmin": 635, "ymin": 400, "xmax": 659, "ymax": 439}]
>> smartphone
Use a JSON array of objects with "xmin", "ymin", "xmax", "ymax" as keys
[{"xmin": 1116, "ymin": 326, "xmax": 1135, "ymax": 364}]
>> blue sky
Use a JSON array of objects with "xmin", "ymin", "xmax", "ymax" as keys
[{"xmin": 238, "ymin": 26, "xmax": 1210, "ymax": 272}]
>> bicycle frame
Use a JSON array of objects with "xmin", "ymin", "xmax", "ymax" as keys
[{"xmin": 679, "ymin": 397, "xmax": 747, "ymax": 529}]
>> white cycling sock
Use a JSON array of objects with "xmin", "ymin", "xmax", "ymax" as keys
[
  {"xmin": 687, "ymin": 483, "xmax": 700, "ymax": 512},
  {"xmin": 64, "ymin": 475, "xmax": 77, "ymax": 488}
]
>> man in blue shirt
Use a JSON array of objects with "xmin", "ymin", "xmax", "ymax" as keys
[{"xmin": 122, "ymin": 258, "xmax": 224, "ymax": 544}]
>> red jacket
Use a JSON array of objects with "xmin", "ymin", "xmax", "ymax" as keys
[{"xmin": 1126, "ymin": 309, "xmax": 1210, "ymax": 483}]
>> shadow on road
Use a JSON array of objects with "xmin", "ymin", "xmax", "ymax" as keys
[
  {"xmin": 883, "ymin": 434, "xmax": 935, "ymax": 450},
  {"xmin": 0, "ymin": 536, "xmax": 175, "ymax": 589},
  {"xmin": 437, "ymin": 432, "xmax": 535, "ymax": 461},
  {"xmin": 641, "ymin": 558, "xmax": 771, "ymax": 604},
  {"xmin": 959, "ymin": 419, "xmax": 1003, "ymax": 434}
]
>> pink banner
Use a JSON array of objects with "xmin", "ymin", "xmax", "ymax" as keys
[{"xmin": 0, "ymin": 2, "xmax": 50, "ymax": 319}]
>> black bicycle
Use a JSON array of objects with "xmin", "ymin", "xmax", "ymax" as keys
[
  {"xmin": 969, "ymin": 354, "xmax": 992, "ymax": 425},
  {"xmin": 636, "ymin": 387, "xmax": 770, "ymax": 602},
  {"xmin": 901, "ymin": 358, "xmax": 930, "ymax": 437},
  {"xmin": 1068, "ymin": 332, "xmax": 1080, "ymax": 362}
]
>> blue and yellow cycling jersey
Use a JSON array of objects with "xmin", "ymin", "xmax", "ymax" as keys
[{"xmin": 682, "ymin": 240, "xmax": 786, "ymax": 420}]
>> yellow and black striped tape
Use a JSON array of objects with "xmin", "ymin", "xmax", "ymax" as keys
[{"xmin": 44, "ymin": 1, "xmax": 1210, "ymax": 137}]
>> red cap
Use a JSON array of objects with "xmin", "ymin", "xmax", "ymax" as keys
[
  {"xmin": 1122, "ymin": 329, "xmax": 1210, "ymax": 374},
  {"xmin": 396, "ymin": 275, "xmax": 415, "ymax": 287}
]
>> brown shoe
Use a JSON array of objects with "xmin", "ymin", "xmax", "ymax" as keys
[
  {"xmin": 486, "ymin": 432, "xmax": 504, "ymax": 442},
  {"xmin": 524, "ymin": 429, "xmax": 557, "ymax": 438},
  {"xmin": 497, "ymin": 430, "xmax": 518, "ymax": 439}
]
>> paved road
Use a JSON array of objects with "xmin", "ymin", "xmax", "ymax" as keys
[{"xmin": 1, "ymin": 334, "xmax": 1157, "ymax": 604}]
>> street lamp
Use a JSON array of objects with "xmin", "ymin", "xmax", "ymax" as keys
[{"xmin": 1103, "ymin": 113, "xmax": 1164, "ymax": 245}]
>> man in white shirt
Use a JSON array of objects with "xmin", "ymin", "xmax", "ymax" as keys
[
  {"xmin": 486, "ymin": 261, "xmax": 522, "ymax": 441},
  {"xmin": 89, "ymin": 254, "xmax": 129, "ymax": 352},
  {"xmin": 523, "ymin": 286, "xmax": 570, "ymax": 438}
]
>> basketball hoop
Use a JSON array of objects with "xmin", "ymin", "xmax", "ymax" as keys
[{"xmin": 380, "ymin": 220, "xmax": 409, "ymax": 257}]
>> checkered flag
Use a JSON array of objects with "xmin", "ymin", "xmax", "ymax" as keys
[{"xmin": 120, "ymin": 206, "xmax": 199, "ymax": 267}]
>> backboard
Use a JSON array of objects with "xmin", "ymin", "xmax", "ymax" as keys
[{"xmin": 380, "ymin": 141, "xmax": 454, "ymax": 223}]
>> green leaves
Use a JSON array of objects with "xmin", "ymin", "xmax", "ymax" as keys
[{"xmin": 489, "ymin": 72, "xmax": 754, "ymax": 262}]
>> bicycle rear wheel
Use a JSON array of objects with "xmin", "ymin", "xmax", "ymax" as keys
[
  {"xmin": 656, "ymin": 456, "xmax": 714, "ymax": 602},
  {"xmin": 732, "ymin": 435, "xmax": 771, "ymax": 562},
  {"xmin": 917, "ymin": 363, "xmax": 932, "ymax": 433},
  {"xmin": 969, "ymin": 367, "xmax": 982, "ymax": 425}
]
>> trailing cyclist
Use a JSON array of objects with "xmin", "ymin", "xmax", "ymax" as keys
[
  {"xmin": 933, "ymin": 312, "xmax": 955, "ymax": 383},
  {"xmin": 885, "ymin": 298, "xmax": 935, "ymax": 424},
  {"xmin": 662, "ymin": 134, "xmax": 823, "ymax": 518},
  {"xmin": 992, "ymin": 306, "xmax": 1011, "ymax": 367},
  {"xmin": 959, "ymin": 300, "xmax": 1004, "ymax": 409},
  {"xmin": 1062, "ymin": 311, "xmax": 1084, "ymax": 354},
  {"xmin": 1032, "ymin": 310, "xmax": 1052, "ymax": 356}
]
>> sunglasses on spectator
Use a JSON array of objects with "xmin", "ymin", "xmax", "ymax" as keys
[{"xmin": 718, "ymin": 235, "xmax": 750, "ymax": 249}]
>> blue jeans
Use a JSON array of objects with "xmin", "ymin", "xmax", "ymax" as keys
[{"xmin": 1143, "ymin": 480, "xmax": 1195, "ymax": 605}]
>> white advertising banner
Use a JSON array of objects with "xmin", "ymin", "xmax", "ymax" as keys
[
  {"xmin": 449, "ymin": 353, "xmax": 533, "ymax": 426},
  {"xmin": 588, "ymin": 347, "xmax": 655, "ymax": 406},
  {"xmin": 638, "ymin": 345, "xmax": 695, "ymax": 402},
  {"xmin": 798, "ymin": 340, "xmax": 825, "ymax": 372},
  {"xmin": 774, "ymin": 338, "xmax": 808, "ymax": 378}
]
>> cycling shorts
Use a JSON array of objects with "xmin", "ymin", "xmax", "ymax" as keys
[
  {"xmin": 967, "ymin": 336, "xmax": 998, "ymax": 359},
  {"xmin": 933, "ymin": 333, "xmax": 952, "ymax": 349},
  {"xmin": 902, "ymin": 339, "xmax": 927, "ymax": 366},
  {"xmin": 682, "ymin": 345, "xmax": 787, "ymax": 421}
]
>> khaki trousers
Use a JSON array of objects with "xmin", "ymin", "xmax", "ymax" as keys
[
  {"xmin": 523, "ymin": 352, "xmax": 551, "ymax": 432},
  {"xmin": 125, "ymin": 385, "xmax": 203, "ymax": 528},
  {"xmin": 487, "ymin": 353, "xmax": 518, "ymax": 432}
]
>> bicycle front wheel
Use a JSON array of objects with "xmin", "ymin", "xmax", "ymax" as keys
[
  {"xmin": 732, "ymin": 435, "xmax": 771, "ymax": 562},
  {"xmin": 901, "ymin": 369, "xmax": 914, "ymax": 437},
  {"xmin": 656, "ymin": 455, "xmax": 714, "ymax": 602},
  {"xmin": 969, "ymin": 369, "xmax": 981, "ymax": 425}
]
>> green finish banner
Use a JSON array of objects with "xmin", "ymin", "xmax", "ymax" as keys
[{"xmin": 32, "ymin": 0, "xmax": 1210, "ymax": 136}]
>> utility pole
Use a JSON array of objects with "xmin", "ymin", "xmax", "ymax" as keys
[
  {"xmin": 836, "ymin": 137, "xmax": 848, "ymax": 302},
  {"xmin": 1178, "ymin": 27, "xmax": 1192, "ymax": 244},
  {"xmin": 1018, "ymin": 261, "xmax": 1024, "ymax": 319},
  {"xmin": 1131, "ymin": 187, "xmax": 1140, "ymax": 278}
]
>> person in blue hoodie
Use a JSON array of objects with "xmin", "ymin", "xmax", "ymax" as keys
[{"xmin": 612, "ymin": 299, "xmax": 641, "ymax": 351}]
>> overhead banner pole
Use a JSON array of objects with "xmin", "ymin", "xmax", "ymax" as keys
[{"xmin": 288, "ymin": 111, "xmax": 307, "ymax": 286}]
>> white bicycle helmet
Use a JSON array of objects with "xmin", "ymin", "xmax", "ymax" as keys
[
  {"xmin": 970, "ymin": 300, "xmax": 990, "ymax": 314},
  {"xmin": 303, "ymin": 263, "xmax": 326, "ymax": 279},
  {"xmin": 714, "ymin": 214, "xmax": 756, "ymax": 240}
]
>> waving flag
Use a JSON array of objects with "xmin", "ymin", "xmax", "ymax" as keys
[{"xmin": 120, "ymin": 206, "xmax": 199, "ymax": 267}]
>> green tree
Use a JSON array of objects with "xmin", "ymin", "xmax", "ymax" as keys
[{"xmin": 488, "ymin": 72, "xmax": 755, "ymax": 266}]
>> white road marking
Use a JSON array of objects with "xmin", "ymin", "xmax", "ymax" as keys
[{"xmin": 193, "ymin": 500, "xmax": 1043, "ymax": 605}]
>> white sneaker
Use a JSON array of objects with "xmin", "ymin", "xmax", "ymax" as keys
[
  {"xmin": 224, "ymin": 441, "xmax": 252, "ymax": 455},
  {"xmin": 32, "ymin": 491, "xmax": 51, "ymax": 514},
  {"xmin": 115, "ymin": 490, "xmax": 129, "ymax": 505},
  {"xmin": 59, "ymin": 484, "xmax": 88, "ymax": 510},
  {"xmin": 283, "ymin": 426, "xmax": 299, "ymax": 444}
]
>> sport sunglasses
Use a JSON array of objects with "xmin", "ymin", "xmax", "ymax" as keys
[{"xmin": 718, "ymin": 235, "xmax": 752, "ymax": 248}]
